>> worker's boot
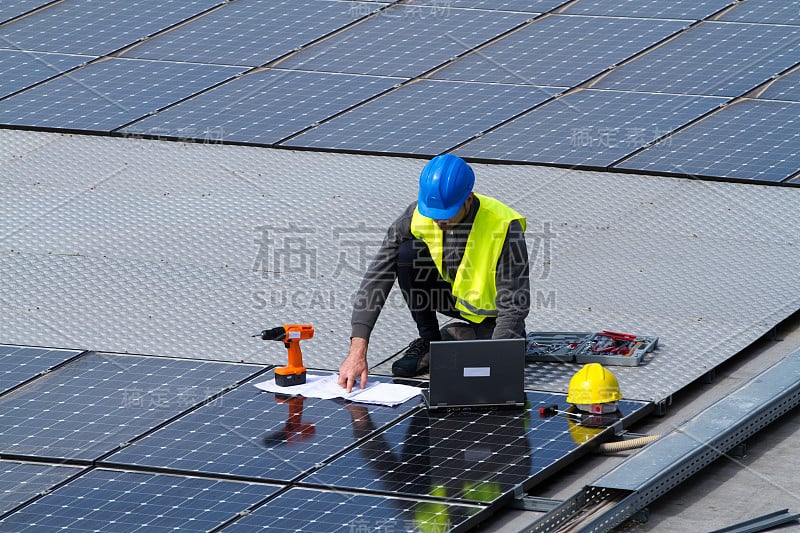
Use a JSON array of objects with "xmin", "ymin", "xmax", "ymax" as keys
[{"xmin": 392, "ymin": 338, "xmax": 432, "ymax": 377}]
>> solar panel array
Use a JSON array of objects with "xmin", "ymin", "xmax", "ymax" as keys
[
  {"xmin": 0, "ymin": 346, "xmax": 649, "ymax": 530},
  {"xmin": 1, "ymin": 0, "xmax": 799, "ymax": 183}
]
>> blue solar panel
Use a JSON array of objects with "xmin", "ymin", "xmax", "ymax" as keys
[
  {"xmin": 105, "ymin": 372, "xmax": 421, "ymax": 481},
  {"xmin": 413, "ymin": 0, "xmax": 556, "ymax": 11},
  {"xmin": 0, "ymin": 0, "xmax": 54, "ymax": 24},
  {"xmin": 305, "ymin": 392, "xmax": 648, "ymax": 503},
  {"xmin": 277, "ymin": 5, "xmax": 533, "ymax": 77},
  {"xmin": 0, "ymin": 345, "xmax": 83, "ymax": 396},
  {"xmin": 595, "ymin": 22, "xmax": 800, "ymax": 97},
  {"xmin": 617, "ymin": 99, "xmax": 800, "ymax": 182},
  {"xmin": 0, "ymin": 353, "xmax": 263, "ymax": 461},
  {"xmin": 120, "ymin": 69, "xmax": 400, "ymax": 143},
  {"xmin": 564, "ymin": 0, "xmax": 734, "ymax": 19},
  {"xmin": 0, "ymin": 59, "xmax": 243, "ymax": 131},
  {"xmin": 0, "ymin": 50, "xmax": 91, "ymax": 99},
  {"xmin": 284, "ymin": 80, "xmax": 562, "ymax": 154},
  {"xmin": 0, "ymin": 468, "xmax": 279, "ymax": 531},
  {"xmin": 720, "ymin": 0, "xmax": 800, "ymax": 25},
  {"xmin": 0, "ymin": 0, "xmax": 223, "ymax": 56},
  {"xmin": 124, "ymin": 0, "xmax": 386, "ymax": 67},
  {"xmin": 223, "ymin": 487, "xmax": 483, "ymax": 532},
  {"xmin": 432, "ymin": 16, "xmax": 688, "ymax": 87},
  {"xmin": 0, "ymin": 460, "xmax": 82, "ymax": 515},
  {"xmin": 456, "ymin": 90, "xmax": 726, "ymax": 166},
  {"xmin": 754, "ymin": 69, "xmax": 800, "ymax": 102}
]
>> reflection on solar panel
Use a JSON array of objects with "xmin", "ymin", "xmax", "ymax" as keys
[
  {"xmin": 595, "ymin": 22, "xmax": 800, "ymax": 97},
  {"xmin": 0, "ymin": 59, "xmax": 243, "ymax": 130},
  {"xmin": 223, "ymin": 487, "xmax": 483, "ymax": 532},
  {"xmin": 0, "ymin": 51, "xmax": 91, "ymax": 99},
  {"xmin": 754, "ymin": 69, "xmax": 800, "ymax": 102},
  {"xmin": 305, "ymin": 392, "xmax": 647, "ymax": 502},
  {"xmin": 456, "ymin": 90, "xmax": 726, "ymax": 166},
  {"xmin": 0, "ymin": 0, "xmax": 223, "ymax": 55},
  {"xmin": 0, "ymin": 353, "xmax": 262, "ymax": 461},
  {"xmin": 432, "ymin": 16, "xmax": 687, "ymax": 87},
  {"xmin": 564, "ymin": 0, "xmax": 734, "ymax": 19},
  {"xmin": 277, "ymin": 5, "xmax": 533, "ymax": 77},
  {"xmin": 0, "ymin": 345, "xmax": 83, "ymax": 396},
  {"xmin": 617, "ymin": 99, "xmax": 800, "ymax": 182},
  {"xmin": 0, "ymin": 460, "xmax": 82, "ymax": 515},
  {"xmin": 121, "ymin": 69, "xmax": 400, "ymax": 143},
  {"xmin": 105, "ymin": 372, "xmax": 420, "ymax": 481},
  {"xmin": 0, "ymin": 468, "xmax": 279, "ymax": 531},
  {"xmin": 0, "ymin": 0, "xmax": 54, "ymax": 24},
  {"xmin": 124, "ymin": 0, "xmax": 386, "ymax": 67},
  {"xmin": 284, "ymin": 80, "xmax": 562, "ymax": 154},
  {"xmin": 719, "ymin": 0, "xmax": 800, "ymax": 25}
]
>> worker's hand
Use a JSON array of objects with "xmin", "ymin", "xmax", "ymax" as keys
[{"xmin": 338, "ymin": 337, "xmax": 369, "ymax": 393}]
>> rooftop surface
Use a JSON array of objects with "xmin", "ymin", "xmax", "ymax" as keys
[{"xmin": 2, "ymin": 1, "xmax": 799, "ymax": 532}]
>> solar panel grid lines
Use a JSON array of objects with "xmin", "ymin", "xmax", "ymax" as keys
[
  {"xmin": 276, "ymin": 5, "xmax": 536, "ymax": 77},
  {"xmin": 431, "ymin": 15, "xmax": 690, "ymax": 87},
  {"xmin": 719, "ymin": 0, "xmax": 800, "ymax": 25},
  {"xmin": 0, "ymin": 460, "xmax": 84, "ymax": 518},
  {"xmin": 0, "ymin": 345, "xmax": 85, "ymax": 397},
  {"xmin": 0, "ymin": 1, "xmax": 59, "ymax": 27},
  {"xmin": 0, "ymin": 58, "xmax": 246, "ymax": 131},
  {"xmin": 0, "ymin": 50, "xmax": 94, "ymax": 100},
  {"xmin": 104, "ymin": 371, "xmax": 422, "ymax": 482},
  {"xmin": 594, "ymin": 21, "xmax": 800, "ymax": 97},
  {"xmin": 0, "ymin": 353, "xmax": 264, "ymax": 462},
  {"xmin": 0, "ymin": 467, "xmax": 282, "ymax": 532},
  {"xmin": 282, "ymin": 79, "xmax": 564, "ymax": 154},
  {"xmin": 616, "ymin": 98, "xmax": 800, "ymax": 182},
  {"xmin": 455, "ymin": 89, "xmax": 728, "ymax": 166},
  {"xmin": 0, "ymin": 0, "xmax": 226, "ymax": 56},
  {"xmin": 563, "ymin": 0, "xmax": 737, "ymax": 19},
  {"xmin": 122, "ymin": 0, "xmax": 391, "ymax": 68},
  {"xmin": 119, "ymin": 69, "xmax": 402, "ymax": 144}
]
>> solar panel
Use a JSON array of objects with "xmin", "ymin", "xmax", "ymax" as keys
[
  {"xmin": 277, "ymin": 5, "xmax": 534, "ymax": 77},
  {"xmin": 0, "ymin": 0, "xmax": 54, "ymax": 24},
  {"xmin": 754, "ymin": 69, "xmax": 800, "ymax": 102},
  {"xmin": 412, "ymin": 0, "xmax": 555, "ymax": 11},
  {"xmin": 104, "ymin": 372, "xmax": 421, "ymax": 481},
  {"xmin": 0, "ymin": 58, "xmax": 244, "ymax": 131},
  {"xmin": 120, "ymin": 69, "xmax": 400, "ymax": 143},
  {"xmin": 305, "ymin": 392, "xmax": 648, "ymax": 503},
  {"xmin": 283, "ymin": 80, "xmax": 562, "ymax": 154},
  {"xmin": 0, "ymin": 0, "xmax": 224, "ymax": 56},
  {"xmin": 0, "ymin": 345, "xmax": 83, "ymax": 396},
  {"xmin": 594, "ymin": 22, "xmax": 800, "ymax": 97},
  {"xmin": 0, "ymin": 50, "xmax": 91, "ymax": 99},
  {"xmin": 719, "ymin": 0, "xmax": 800, "ymax": 25},
  {"xmin": 124, "ymin": 0, "xmax": 387, "ymax": 67},
  {"xmin": 616, "ymin": 99, "xmax": 800, "ymax": 182},
  {"xmin": 0, "ymin": 460, "xmax": 82, "ymax": 516},
  {"xmin": 563, "ymin": 0, "xmax": 735, "ymax": 19},
  {"xmin": 0, "ymin": 468, "xmax": 279, "ymax": 531},
  {"xmin": 0, "ymin": 353, "xmax": 263, "ymax": 461},
  {"xmin": 431, "ymin": 15, "xmax": 688, "ymax": 87},
  {"xmin": 222, "ymin": 487, "xmax": 484, "ymax": 533},
  {"xmin": 455, "ymin": 89, "xmax": 726, "ymax": 166}
]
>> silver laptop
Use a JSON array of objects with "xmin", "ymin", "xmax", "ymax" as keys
[{"xmin": 422, "ymin": 338, "xmax": 526, "ymax": 410}]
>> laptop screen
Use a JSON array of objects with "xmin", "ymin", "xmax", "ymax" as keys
[{"xmin": 425, "ymin": 338, "xmax": 525, "ymax": 410}]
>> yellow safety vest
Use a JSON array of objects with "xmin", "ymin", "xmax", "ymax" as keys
[{"xmin": 410, "ymin": 194, "xmax": 526, "ymax": 323}]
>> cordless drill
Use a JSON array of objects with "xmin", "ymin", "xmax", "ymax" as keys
[{"xmin": 257, "ymin": 324, "xmax": 314, "ymax": 386}]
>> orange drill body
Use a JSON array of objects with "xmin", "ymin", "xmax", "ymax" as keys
[{"xmin": 271, "ymin": 324, "xmax": 313, "ymax": 387}]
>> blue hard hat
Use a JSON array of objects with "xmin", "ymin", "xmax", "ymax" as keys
[{"xmin": 417, "ymin": 154, "xmax": 475, "ymax": 220}]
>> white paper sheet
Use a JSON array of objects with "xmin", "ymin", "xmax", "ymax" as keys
[{"xmin": 253, "ymin": 374, "xmax": 422, "ymax": 407}]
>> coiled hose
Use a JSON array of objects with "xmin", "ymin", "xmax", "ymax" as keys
[{"xmin": 597, "ymin": 435, "xmax": 660, "ymax": 453}]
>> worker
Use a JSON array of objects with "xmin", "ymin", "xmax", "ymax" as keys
[{"xmin": 338, "ymin": 154, "xmax": 530, "ymax": 392}]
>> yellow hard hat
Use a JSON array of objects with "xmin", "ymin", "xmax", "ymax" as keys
[{"xmin": 566, "ymin": 363, "xmax": 623, "ymax": 405}]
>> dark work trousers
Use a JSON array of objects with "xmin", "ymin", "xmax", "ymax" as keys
[{"xmin": 396, "ymin": 239, "xmax": 495, "ymax": 341}]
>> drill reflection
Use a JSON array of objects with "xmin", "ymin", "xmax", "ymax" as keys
[
  {"xmin": 565, "ymin": 404, "xmax": 623, "ymax": 445},
  {"xmin": 261, "ymin": 394, "xmax": 316, "ymax": 447}
]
